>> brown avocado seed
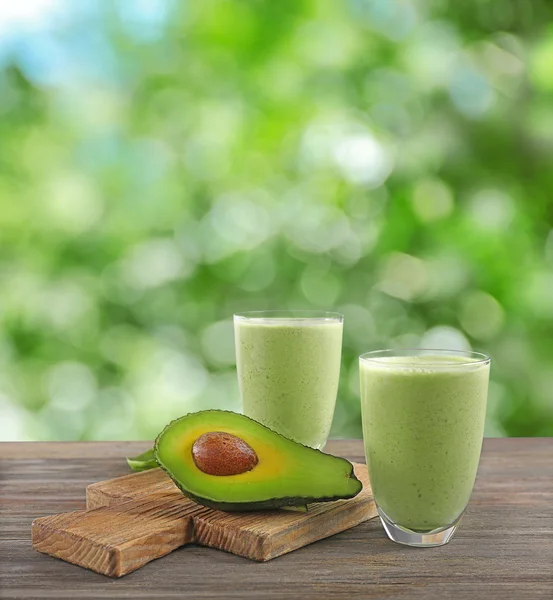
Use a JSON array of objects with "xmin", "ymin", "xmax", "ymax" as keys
[{"xmin": 192, "ymin": 431, "xmax": 259, "ymax": 476}]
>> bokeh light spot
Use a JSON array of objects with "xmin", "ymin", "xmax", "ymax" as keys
[
  {"xmin": 467, "ymin": 188, "xmax": 514, "ymax": 231},
  {"xmin": 411, "ymin": 177, "xmax": 454, "ymax": 222},
  {"xmin": 423, "ymin": 255, "xmax": 469, "ymax": 300},
  {"xmin": 0, "ymin": 395, "xmax": 27, "ymax": 441},
  {"xmin": 524, "ymin": 271, "xmax": 553, "ymax": 319},
  {"xmin": 377, "ymin": 253, "xmax": 428, "ymax": 302},
  {"xmin": 123, "ymin": 238, "xmax": 191, "ymax": 289},
  {"xmin": 46, "ymin": 361, "xmax": 97, "ymax": 410},
  {"xmin": 530, "ymin": 35, "xmax": 553, "ymax": 92},
  {"xmin": 201, "ymin": 320, "xmax": 236, "ymax": 367},
  {"xmin": 300, "ymin": 266, "xmax": 341, "ymax": 307},
  {"xmin": 45, "ymin": 173, "xmax": 104, "ymax": 233},
  {"xmin": 450, "ymin": 65, "xmax": 494, "ymax": 118},
  {"xmin": 420, "ymin": 326, "xmax": 471, "ymax": 351},
  {"xmin": 459, "ymin": 291, "xmax": 504, "ymax": 340},
  {"xmin": 333, "ymin": 133, "xmax": 394, "ymax": 187}
]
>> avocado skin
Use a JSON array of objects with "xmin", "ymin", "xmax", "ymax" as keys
[
  {"xmin": 171, "ymin": 486, "xmax": 359, "ymax": 512},
  {"xmin": 154, "ymin": 410, "xmax": 363, "ymax": 512}
]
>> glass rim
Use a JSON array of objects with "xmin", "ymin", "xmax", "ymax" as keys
[
  {"xmin": 359, "ymin": 348, "xmax": 490, "ymax": 368},
  {"xmin": 234, "ymin": 310, "xmax": 343, "ymax": 322}
]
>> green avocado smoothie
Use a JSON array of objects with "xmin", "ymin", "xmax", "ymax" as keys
[
  {"xmin": 234, "ymin": 312, "xmax": 343, "ymax": 449},
  {"xmin": 360, "ymin": 352, "xmax": 490, "ymax": 533}
]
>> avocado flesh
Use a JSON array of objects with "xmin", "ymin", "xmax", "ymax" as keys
[{"xmin": 154, "ymin": 410, "xmax": 362, "ymax": 512}]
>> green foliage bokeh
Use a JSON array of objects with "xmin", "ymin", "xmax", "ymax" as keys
[{"xmin": 1, "ymin": 0, "xmax": 553, "ymax": 441}]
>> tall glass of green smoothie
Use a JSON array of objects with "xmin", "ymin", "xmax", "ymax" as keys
[
  {"xmin": 360, "ymin": 349, "xmax": 490, "ymax": 547},
  {"xmin": 234, "ymin": 310, "xmax": 343, "ymax": 449}
]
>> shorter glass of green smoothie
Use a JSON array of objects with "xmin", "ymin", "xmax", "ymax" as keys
[
  {"xmin": 359, "ymin": 349, "xmax": 490, "ymax": 547},
  {"xmin": 234, "ymin": 310, "xmax": 344, "ymax": 449}
]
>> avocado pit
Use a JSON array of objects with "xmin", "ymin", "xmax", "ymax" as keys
[{"xmin": 192, "ymin": 431, "xmax": 259, "ymax": 476}]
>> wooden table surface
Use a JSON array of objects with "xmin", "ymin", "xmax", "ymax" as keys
[{"xmin": 1, "ymin": 438, "xmax": 552, "ymax": 600}]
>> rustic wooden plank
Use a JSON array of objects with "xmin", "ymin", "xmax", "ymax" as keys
[
  {"xmin": 85, "ymin": 468, "xmax": 174, "ymax": 509},
  {"xmin": 32, "ymin": 464, "xmax": 376, "ymax": 575},
  {"xmin": 2, "ymin": 439, "xmax": 553, "ymax": 599},
  {"xmin": 180, "ymin": 465, "xmax": 375, "ymax": 562},
  {"xmin": 32, "ymin": 495, "xmax": 198, "ymax": 577}
]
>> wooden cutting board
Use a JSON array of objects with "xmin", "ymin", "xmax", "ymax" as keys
[{"xmin": 32, "ymin": 463, "xmax": 376, "ymax": 577}]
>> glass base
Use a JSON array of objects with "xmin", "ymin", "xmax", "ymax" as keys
[{"xmin": 377, "ymin": 506, "xmax": 463, "ymax": 547}]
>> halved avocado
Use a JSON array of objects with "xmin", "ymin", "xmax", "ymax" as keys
[{"xmin": 154, "ymin": 410, "xmax": 362, "ymax": 511}]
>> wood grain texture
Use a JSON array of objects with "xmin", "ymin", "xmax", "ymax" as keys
[
  {"xmin": 32, "ymin": 464, "xmax": 376, "ymax": 575},
  {"xmin": 32, "ymin": 494, "xmax": 199, "ymax": 577},
  {"xmin": 2, "ymin": 439, "xmax": 553, "ymax": 599},
  {"xmin": 86, "ymin": 467, "xmax": 175, "ymax": 509}
]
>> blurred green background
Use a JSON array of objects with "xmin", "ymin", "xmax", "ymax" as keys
[{"xmin": 1, "ymin": 0, "xmax": 552, "ymax": 442}]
